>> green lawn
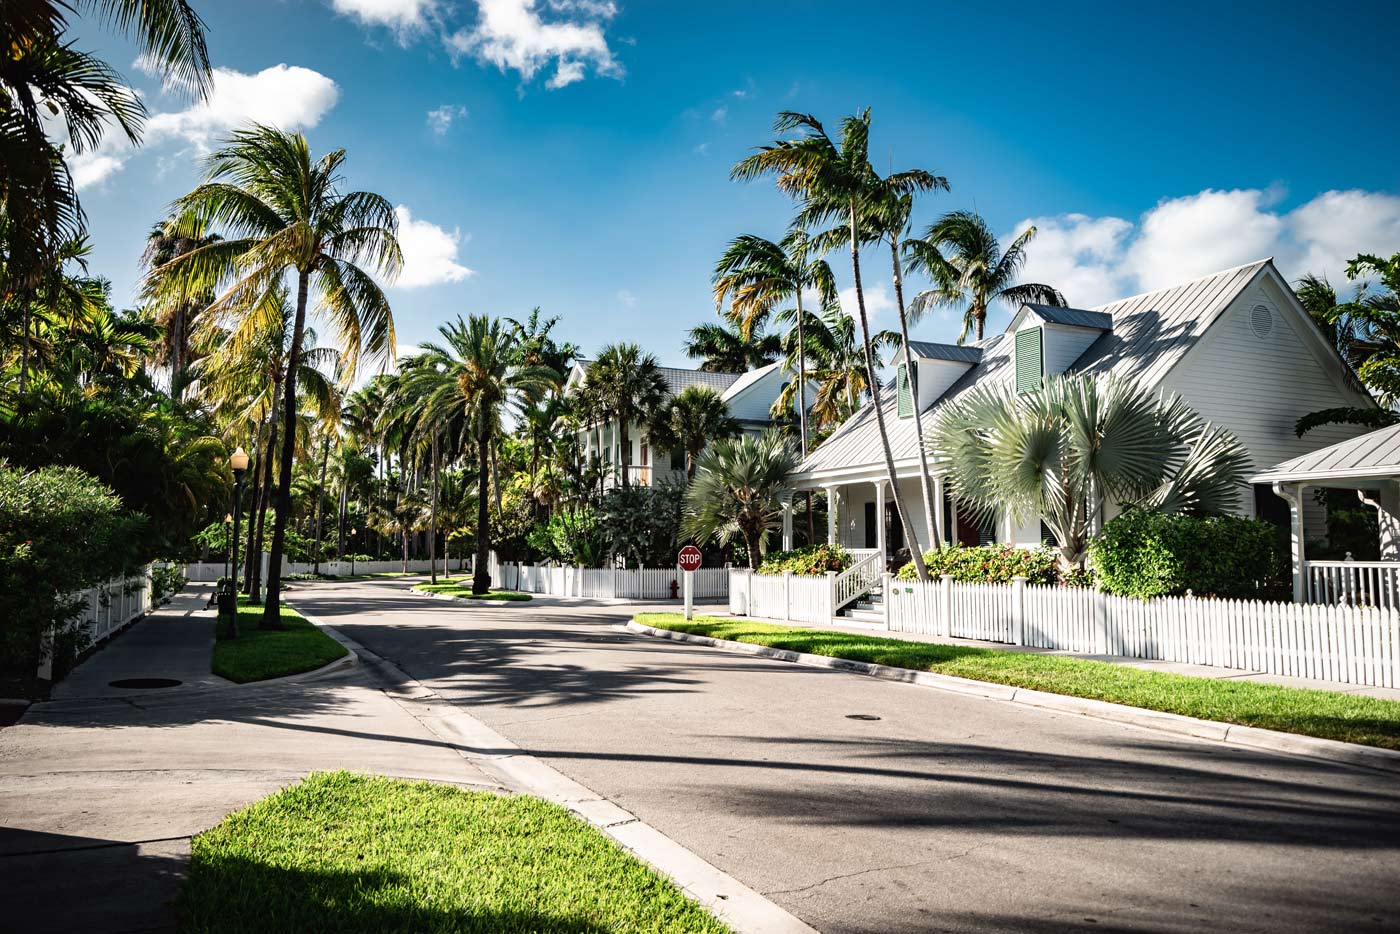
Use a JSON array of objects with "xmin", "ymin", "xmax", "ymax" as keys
[
  {"xmin": 413, "ymin": 582, "xmax": 533, "ymax": 602},
  {"xmin": 179, "ymin": 771, "xmax": 730, "ymax": 934},
  {"xmin": 636, "ymin": 613, "xmax": 1400, "ymax": 751},
  {"xmin": 212, "ymin": 599, "xmax": 348, "ymax": 683}
]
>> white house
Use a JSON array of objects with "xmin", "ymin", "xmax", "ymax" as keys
[
  {"xmin": 790, "ymin": 258, "xmax": 1377, "ymax": 567},
  {"xmin": 565, "ymin": 359, "xmax": 798, "ymax": 488}
]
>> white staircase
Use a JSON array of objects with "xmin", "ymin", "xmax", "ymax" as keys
[{"xmin": 832, "ymin": 550, "xmax": 884, "ymax": 625}]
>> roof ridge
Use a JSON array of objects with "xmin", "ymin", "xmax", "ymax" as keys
[{"xmin": 1091, "ymin": 257, "xmax": 1273, "ymax": 311}]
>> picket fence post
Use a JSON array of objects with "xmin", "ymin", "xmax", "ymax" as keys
[
  {"xmin": 1094, "ymin": 591, "xmax": 1108, "ymax": 655},
  {"xmin": 1011, "ymin": 576, "xmax": 1026, "ymax": 645},
  {"xmin": 783, "ymin": 570, "xmax": 793, "ymax": 622},
  {"xmin": 826, "ymin": 571, "xmax": 837, "ymax": 621},
  {"xmin": 939, "ymin": 574, "xmax": 953, "ymax": 638}
]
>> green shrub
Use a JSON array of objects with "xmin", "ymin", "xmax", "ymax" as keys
[
  {"xmin": 757, "ymin": 544, "xmax": 851, "ymax": 576},
  {"xmin": 896, "ymin": 544, "xmax": 1059, "ymax": 584},
  {"xmin": 0, "ymin": 463, "xmax": 147, "ymax": 682},
  {"xmin": 527, "ymin": 508, "xmax": 605, "ymax": 567},
  {"xmin": 151, "ymin": 564, "xmax": 186, "ymax": 602},
  {"xmin": 1089, "ymin": 508, "xmax": 1287, "ymax": 599}
]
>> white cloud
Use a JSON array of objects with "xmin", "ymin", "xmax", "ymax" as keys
[
  {"xmin": 1008, "ymin": 187, "xmax": 1400, "ymax": 308},
  {"xmin": 426, "ymin": 103, "xmax": 468, "ymax": 135},
  {"xmin": 329, "ymin": 0, "xmax": 437, "ymax": 33},
  {"xmin": 146, "ymin": 64, "xmax": 339, "ymax": 151},
  {"xmin": 617, "ymin": 288, "xmax": 637, "ymax": 307},
  {"xmin": 70, "ymin": 151, "xmax": 129, "ymax": 189},
  {"xmin": 839, "ymin": 282, "xmax": 895, "ymax": 323},
  {"xmin": 445, "ymin": 0, "xmax": 622, "ymax": 89},
  {"xmin": 393, "ymin": 205, "xmax": 475, "ymax": 288},
  {"xmin": 711, "ymin": 105, "xmax": 727, "ymax": 123}
]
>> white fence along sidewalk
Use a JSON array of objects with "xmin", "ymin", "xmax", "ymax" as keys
[{"xmin": 494, "ymin": 561, "xmax": 729, "ymax": 601}]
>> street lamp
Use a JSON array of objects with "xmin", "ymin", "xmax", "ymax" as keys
[
  {"xmin": 349, "ymin": 528, "xmax": 358, "ymax": 576},
  {"xmin": 224, "ymin": 446, "xmax": 250, "ymax": 636}
]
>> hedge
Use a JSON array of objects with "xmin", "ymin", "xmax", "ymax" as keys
[
  {"xmin": 1088, "ymin": 508, "xmax": 1287, "ymax": 600},
  {"xmin": 896, "ymin": 544, "xmax": 1059, "ymax": 584},
  {"xmin": 756, "ymin": 544, "xmax": 851, "ymax": 576}
]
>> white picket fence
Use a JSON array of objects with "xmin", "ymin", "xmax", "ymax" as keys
[
  {"xmin": 493, "ymin": 560, "xmax": 729, "ymax": 600},
  {"xmin": 1307, "ymin": 559, "xmax": 1400, "ymax": 609},
  {"xmin": 183, "ymin": 556, "xmax": 466, "ymax": 582},
  {"xmin": 39, "ymin": 566, "xmax": 154, "ymax": 680},
  {"xmin": 728, "ymin": 569, "xmax": 836, "ymax": 625}
]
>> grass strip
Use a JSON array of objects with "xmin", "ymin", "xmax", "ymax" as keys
[
  {"xmin": 636, "ymin": 613, "xmax": 1400, "ymax": 751},
  {"xmin": 212, "ymin": 598, "xmax": 347, "ymax": 683},
  {"xmin": 413, "ymin": 582, "xmax": 533, "ymax": 602},
  {"xmin": 179, "ymin": 771, "xmax": 730, "ymax": 934}
]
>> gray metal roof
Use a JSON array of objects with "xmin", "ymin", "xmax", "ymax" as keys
[
  {"xmin": 1253, "ymin": 423, "xmax": 1400, "ymax": 485},
  {"xmin": 905, "ymin": 340, "xmax": 983, "ymax": 363},
  {"xmin": 794, "ymin": 259, "xmax": 1273, "ymax": 481},
  {"xmin": 1022, "ymin": 304, "xmax": 1113, "ymax": 330},
  {"xmin": 657, "ymin": 366, "xmax": 741, "ymax": 395}
]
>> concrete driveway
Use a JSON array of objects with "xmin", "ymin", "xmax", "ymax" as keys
[{"xmin": 290, "ymin": 578, "xmax": 1400, "ymax": 934}]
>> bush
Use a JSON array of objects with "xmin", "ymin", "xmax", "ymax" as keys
[
  {"xmin": 528, "ymin": 508, "xmax": 605, "ymax": 567},
  {"xmin": 1089, "ymin": 508, "xmax": 1287, "ymax": 599},
  {"xmin": 0, "ymin": 463, "xmax": 147, "ymax": 682},
  {"xmin": 599, "ymin": 480, "xmax": 685, "ymax": 569},
  {"xmin": 757, "ymin": 544, "xmax": 851, "ymax": 576},
  {"xmin": 896, "ymin": 544, "xmax": 1059, "ymax": 584},
  {"xmin": 151, "ymin": 564, "xmax": 186, "ymax": 602}
]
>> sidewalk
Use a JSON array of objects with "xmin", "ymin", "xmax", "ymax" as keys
[
  {"xmin": 709, "ymin": 610, "xmax": 1400, "ymax": 703},
  {"xmin": 0, "ymin": 584, "xmax": 502, "ymax": 934}
]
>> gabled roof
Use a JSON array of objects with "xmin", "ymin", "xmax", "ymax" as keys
[
  {"xmin": 1020, "ymin": 304, "xmax": 1113, "ymax": 330},
  {"xmin": 720, "ymin": 361, "xmax": 779, "ymax": 401},
  {"xmin": 1253, "ymin": 423, "xmax": 1400, "ymax": 487},
  {"xmin": 793, "ymin": 259, "xmax": 1274, "ymax": 482},
  {"xmin": 905, "ymin": 341, "xmax": 983, "ymax": 364},
  {"xmin": 566, "ymin": 358, "xmax": 741, "ymax": 397}
]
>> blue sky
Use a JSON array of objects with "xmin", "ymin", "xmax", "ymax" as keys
[{"xmin": 69, "ymin": 0, "xmax": 1400, "ymax": 370}]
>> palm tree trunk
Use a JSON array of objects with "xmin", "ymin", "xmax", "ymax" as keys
[
  {"xmin": 336, "ymin": 481, "xmax": 347, "ymax": 558},
  {"xmin": 619, "ymin": 420, "xmax": 631, "ymax": 489},
  {"xmin": 430, "ymin": 431, "xmax": 439, "ymax": 585},
  {"xmin": 849, "ymin": 202, "xmax": 928, "ymax": 581},
  {"xmin": 472, "ymin": 431, "xmax": 492, "ymax": 595},
  {"xmin": 18, "ymin": 305, "xmax": 30, "ymax": 395},
  {"xmin": 262, "ymin": 271, "xmax": 310, "ymax": 628},
  {"xmin": 891, "ymin": 236, "xmax": 940, "ymax": 549},
  {"xmin": 313, "ymin": 435, "xmax": 330, "ymax": 575},
  {"xmin": 249, "ymin": 376, "xmax": 280, "ymax": 601},
  {"xmin": 171, "ymin": 305, "xmax": 185, "ymax": 401}
]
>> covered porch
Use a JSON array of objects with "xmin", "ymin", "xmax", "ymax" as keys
[{"xmin": 1254, "ymin": 423, "xmax": 1400, "ymax": 606}]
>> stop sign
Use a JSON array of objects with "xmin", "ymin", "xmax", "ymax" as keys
[{"xmin": 678, "ymin": 545, "xmax": 702, "ymax": 572}]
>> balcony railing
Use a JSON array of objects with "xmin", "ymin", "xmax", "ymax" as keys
[{"xmin": 1307, "ymin": 558, "xmax": 1400, "ymax": 608}]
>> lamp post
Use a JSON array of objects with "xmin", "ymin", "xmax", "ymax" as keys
[
  {"xmin": 224, "ymin": 447, "xmax": 250, "ymax": 636},
  {"xmin": 349, "ymin": 529, "xmax": 358, "ymax": 576}
]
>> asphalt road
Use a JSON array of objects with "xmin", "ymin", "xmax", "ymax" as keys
[{"xmin": 293, "ymin": 578, "xmax": 1400, "ymax": 934}]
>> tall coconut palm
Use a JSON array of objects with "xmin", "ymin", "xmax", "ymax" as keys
[
  {"xmin": 733, "ymin": 109, "xmax": 930, "ymax": 579},
  {"xmin": 648, "ymin": 385, "xmax": 741, "ymax": 479},
  {"xmin": 682, "ymin": 429, "xmax": 799, "ymax": 569},
  {"xmin": 713, "ymin": 230, "xmax": 836, "ymax": 455},
  {"xmin": 930, "ymin": 373, "xmax": 1251, "ymax": 572},
  {"xmin": 683, "ymin": 320, "xmax": 781, "ymax": 374},
  {"xmin": 149, "ymin": 125, "xmax": 400, "ymax": 626},
  {"xmin": 904, "ymin": 211, "xmax": 1065, "ymax": 343},
  {"xmin": 397, "ymin": 315, "xmax": 555, "ymax": 594},
  {"xmin": 585, "ymin": 343, "xmax": 669, "ymax": 489},
  {"xmin": 140, "ymin": 216, "xmax": 220, "ymax": 399}
]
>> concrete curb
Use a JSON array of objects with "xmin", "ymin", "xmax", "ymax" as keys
[
  {"xmin": 293, "ymin": 606, "xmax": 816, "ymax": 934},
  {"xmin": 626, "ymin": 620, "xmax": 1400, "ymax": 777}
]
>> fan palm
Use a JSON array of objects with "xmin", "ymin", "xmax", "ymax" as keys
[
  {"xmin": 141, "ymin": 215, "xmax": 220, "ymax": 399},
  {"xmin": 930, "ymin": 373, "xmax": 1251, "ymax": 572},
  {"xmin": 904, "ymin": 210, "xmax": 1065, "ymax": 343},
  {"xmin": 584, "ymin": 343, "xmax": 669, "ymax": 488},
  {"xmin": 396, "ymin": 315, "xmax": 555, "ymax": 593},
  {"xmin": 683, "ymin": 320, "xmax": 781, "ymax": 374},
  {"xmin": 682, "ymin": 429, "xmax": 799, "ymax": 569},
  {"xmin": 733, "ymin": 108, "xmax": 931, "ymax": 579},
  {"xmin": 713, "ymin": 230, "xmax": 835, "ymax": 454},
  {"xmin": 648, "ymin": 386, "xmax": 741, "ymax": 479},
  {"xmin": 148, "ymin": 125, "xmax": 400, "ymax": 625}
]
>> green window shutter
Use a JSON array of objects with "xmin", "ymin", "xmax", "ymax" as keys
[
  {"xmin": 1015, "ymin": 327, "xmax": 1043, "ymax": 393},
  {"xmin": 896, "ymin": 363, "xmax": 913, "ymax": 418}
]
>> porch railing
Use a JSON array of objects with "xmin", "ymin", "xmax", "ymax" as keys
[
  {"xmin": 1307, "ymin": 559, "xmax": 1400, "ymax": 609},
  {"xmin": 834, "ymin": 550, "xmax": 883, "ymax": 612}
]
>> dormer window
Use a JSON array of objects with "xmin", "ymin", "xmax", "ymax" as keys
[{"xmin": 1015, "ymin": 326, "xmax": 1043, "ymax": 393}]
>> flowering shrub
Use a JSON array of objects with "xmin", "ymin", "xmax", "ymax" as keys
[
  {"xmin": 896, "ymin": 544, "xmax": 1058, "ymax": 584},
  {"xmin": 757, "ymin": 544, "xmax": 852, "ymax": 576}
]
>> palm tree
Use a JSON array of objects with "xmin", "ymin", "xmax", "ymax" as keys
[
  {"xmin": 713, "ymin": 230, "xmax": 836, "ymax": 455},
  {"xmin": 904, "ymin": 211, "xmax": 1065, "ymax": 343},
  {"xmin": 775, "ymin": 305, "xmax": 898, "ymax": 431},
  {"xmin": 683, "ymin": 321, "xmax": 781, "ymax": 373},
  {"xmin": 585, "ymin": 343, "xmax": 668, "ymax": 488},
  {"xmin": 732, "ymin": 109, "xmax": 931, "ymax": 579},
  {"xmin": 149, "ymin": 125, "xmax": 400, "ymax": 626},
  {"xmin": 0, "ymin": 0, "xmax": 210, "ymax": 299},
  {"xmin": 397, "ymin": 315, "xmax": 555, "ymax": 594},
  {"xmin": 140, "ymin": 216, "xmax": 220, "ymax": 399},
  {"xmin": 682, "ymin": 429, "xmax": 799, "ymax": 568},
  {"xmin": 648, "ymin": 386, "xmax": 740, "ymax": 479},
  {"xmin": 930, "ymin": 373, "xmax": 1251, "ymax": 572}
]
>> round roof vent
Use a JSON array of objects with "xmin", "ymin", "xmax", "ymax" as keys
[{"xmin": 1250, "ymin": 303, "xmax": 1274, "ymax": 339}]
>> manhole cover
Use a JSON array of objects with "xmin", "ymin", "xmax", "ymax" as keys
[
  {"xmin": 845, "ymin": 713, "xmax": 881, "ymax": 721},
  {"xmin": 108, "ymin": 678, "xmax": 182, "ymax": 689}
]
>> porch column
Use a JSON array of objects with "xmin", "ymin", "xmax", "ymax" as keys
[
  {"xmin": 824, "ymin": 485, "xmax": 839, "ymax": 546},
  {"xmin": 1274, "ymin": 482, "xmax": 1307, "ymax": 603},
  {"xmin": 781, "ymin": 500, "xmax": 794, "ymax": 551},
  {"xmin": 874, "ymin": 480, "xmax": 887, "ymax": 558}
]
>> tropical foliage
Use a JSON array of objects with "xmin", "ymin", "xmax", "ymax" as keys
[
  {"xmin": 1090, "ymin": 509, "xmax": 1287, "ymax": 600},
  {"xmin": 682, "ymin": 429, "xmax": 798, "ymax": 569}
]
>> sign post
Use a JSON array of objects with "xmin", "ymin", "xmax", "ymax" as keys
[{"xmin": 678, "ymin": 545, "xmax": 702, "ymax": 620}]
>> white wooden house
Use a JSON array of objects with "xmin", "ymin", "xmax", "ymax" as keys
[{"xmin": 790, "ymin": 258, "xmax": 1377, "ymax": 590}]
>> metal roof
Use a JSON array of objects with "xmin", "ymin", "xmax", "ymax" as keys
[
  {"xmin": 904, "ymin": 341, "xmax": 983, "ymax": 364},
  {"xmin": 720, "ymin": 361, "xmax": 779, "ymax": 401},
  {"xmin": 1253, "ymin": 423, "xmax": 1400, "ymax": 486},
  {"xmin": 658, "ymin": 366, "xmax": 741, "ymax": 395},
  {"xmin": 1021, "ymin": 304, "xmax": 1113, "ymax": 330},
  {"xmin": 794, "ymin": 259, "xmax": 1274, "ymax": 482}
]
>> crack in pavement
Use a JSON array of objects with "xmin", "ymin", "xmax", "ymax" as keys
[{"xmin": 762, "ymin": 845, "xmax": 990, "ymax": 898}]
